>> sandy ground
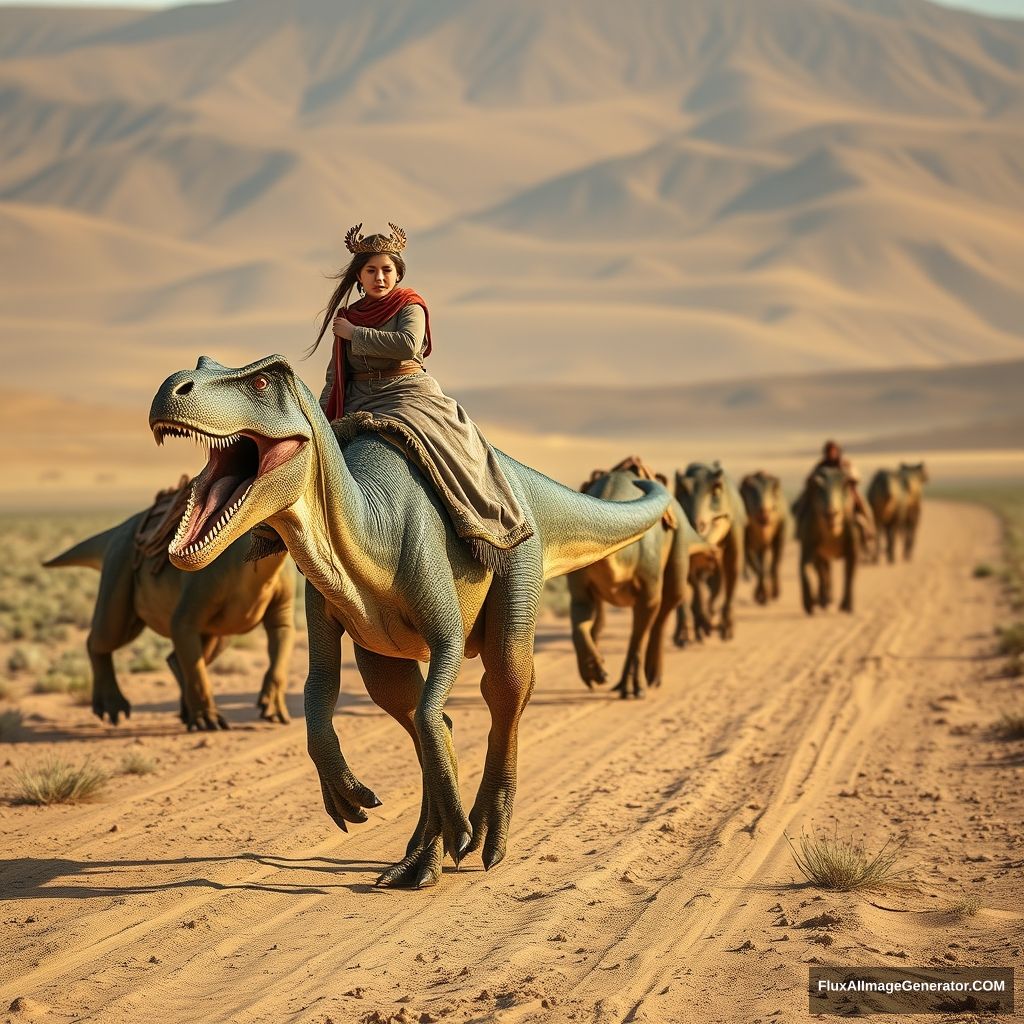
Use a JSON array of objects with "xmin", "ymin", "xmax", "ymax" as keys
[{"xmin": 1, "ymin": 499, "xmax": 1022, "ymax": 1024}]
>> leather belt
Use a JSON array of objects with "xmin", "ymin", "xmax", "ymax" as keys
[{"xmin": 350, "ymin": 361, "xmax": 423, "ymax": 382}]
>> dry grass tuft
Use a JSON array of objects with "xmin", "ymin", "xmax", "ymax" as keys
[
  {"xmin": 949, "ymin": 893, "xmax": 981, "ymax": 917},
  {"xmin": 994, "ymin": 712, "xmax": 1024, "ymax": 740},
  {"xmin": 0, "ymin": 707, "xmax": 24, "ymax": 741},
  {"xmin": 785, "ymin": 828, "xmax": 909, "ymax": 892},
  {"xmin": 13, "ymin": 757, "xmax": 107, "ymax": 805},
  {"xmin": 120, "ymin": 752, "xmax": 157, "ymax": 776}
]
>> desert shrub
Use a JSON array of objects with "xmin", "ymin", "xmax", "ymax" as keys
[
  {"xmin": 996, "ymin": 623, "xmax": 1024, "ymax": 658},
  {"xmin": 128, "ymin": 649, "xmax": 163, "ymax": 673},
  {"xmin": 540, "ymin": 576, "xmax": 571, "ymax": 618},
  {"xmin": 13, "ymin": 758, "xmax": 107, "ymax": 805},
  {"xmin": 32, "ymin": 676, "xmax": 69, "ymax": 694},
  {"xmin": 785, "ymin": 828, "xmax": 909, "ymax": 892},
  {"xmin": 211, "ymin": 650, "xmax": 247, "ymax": 676},
  {"xmin": 0, "ymin": 708, "xmax": 24, "ymax": 741},
  {"xmin": 120, "ymin": 752, "xmax": 157, "ymax": 776},
  {"xmin": 973, "ymin": 563, "xmax": 995, "ymax": 579},
  {"xmin": 7, "ymin": 645, "xmax": 47, "ymax": 675},
  {"xmin": 67, "ymin": 678, "xmax": 92, "ymax": 706},
  {"xmin": 950, "ymin": 894, "xmax": 981, "ymax": 917},
  {"xmin": 35, "ymin": 650, "xmax": 91, "ymax": 695},
  {"xmin": 124, "ymin": 633, "xmax": 169, "ymax": 673}
]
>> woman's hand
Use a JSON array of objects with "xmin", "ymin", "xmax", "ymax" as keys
[{"xmin": 332, "ymin": 314, "xmax": 355, "ymax": 341}]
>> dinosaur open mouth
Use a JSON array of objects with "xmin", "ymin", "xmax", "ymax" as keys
[{"xmin": 152, "ymin": 422, "xmax": 304, "ymax": 558}]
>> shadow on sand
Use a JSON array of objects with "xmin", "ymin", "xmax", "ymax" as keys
[{"xmin": 0, "ymin": 851, "xmax": 412, "ymax": 899}]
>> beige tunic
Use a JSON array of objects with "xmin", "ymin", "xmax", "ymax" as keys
[{"xmin": 320, "ymin": 304, "xmax": 532, "ymax": 570}]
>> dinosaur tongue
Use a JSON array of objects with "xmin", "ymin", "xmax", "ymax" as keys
[{"xmin": 185, "ymin": 474, "xmax": 251, "ymax": 547}]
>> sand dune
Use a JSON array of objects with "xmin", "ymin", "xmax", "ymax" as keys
[{"xmin": 0, "ymin": 0, "xmax": 1022, "ymax": 407}]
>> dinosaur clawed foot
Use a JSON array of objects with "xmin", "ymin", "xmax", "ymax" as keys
[
  {"xmin": 256, "ymin": 687, "xmax": 291, "ymax": 725},
  {"xmin": 578, "ymin": 652, "xmax": 608, "ymax": 689},
  {"xmin": 318, "ymin": 769, "xmax": 382, "ymax": 832},
  {"xmin": 613, "ymin": 663, "xmax": 646, "ymax": 700},
  {"xmin": 377, "ymin": 836, "xmax": 444, "ymax": 889},
  {"xmin": 183, "ymin": 706, "xmax": 229, "ymax": 731},
  {"xmin": 468, "ymin": 789, "xmax": 511, "ymax": 871},
  {"xmin": 93, "ymin": 689, "xmax": 131, "ymax": 727}
]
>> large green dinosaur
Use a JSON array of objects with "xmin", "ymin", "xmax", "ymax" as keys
[
  {"xmin": 148, "ymin": 355, "xmax": 670, "ymax": 887},
  {"xmin": 43, "ymin": 501, "xmax": 296, "ymax": 730}
]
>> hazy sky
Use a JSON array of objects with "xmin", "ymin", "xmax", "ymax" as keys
[{"xmin": 0, "ymin": 0, "xmax": 1022, "ymax": 14}]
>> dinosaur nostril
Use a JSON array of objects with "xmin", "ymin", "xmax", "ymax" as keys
[{"xmin": 173, "ymin": 379, "xmax": 194, "ymax": 396}]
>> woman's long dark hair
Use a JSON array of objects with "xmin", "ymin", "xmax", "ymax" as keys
[{"xmin": 308, "ymin": 238, "xmax": 407, "ymax": 356}]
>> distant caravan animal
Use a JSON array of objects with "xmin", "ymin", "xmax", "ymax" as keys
[
  {"xmin": 43, "ymin": 478, "xmax": 296, "ymax": 731},
  {"xmin": 794, "ymin": 467, "xmax": 857, "ymax": 615},
  {"xmin": 867, "ymin": 462, "xmax": 929, "ymax": 564},
  {"xmin": 568, "ymin": 457, "xmax": 712, "ymax": 700},
  {"xmin": 739, "ymin": 471, "xmax": 788, "ymax": 605},
  {"xmin": 673, "ymin": 462, "xmax": 747, "ymax": 643}
]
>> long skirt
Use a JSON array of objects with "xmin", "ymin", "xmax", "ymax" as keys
[{"xmin": 332, "ymin": 371, "xmax": 533, "ymax": 573}]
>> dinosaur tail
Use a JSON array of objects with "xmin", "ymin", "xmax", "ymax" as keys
[
  {"xmin": 42, "ymin": 526, "xmax": 119, "ymax": 571},
  {"xmin": 503, "ymin": 456, "xmax": 671, "ymax": 580}
]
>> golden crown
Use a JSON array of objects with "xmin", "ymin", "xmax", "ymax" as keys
[{"xmin": 344, "ymin": 222, "xmax": 408, "ymax": 256}]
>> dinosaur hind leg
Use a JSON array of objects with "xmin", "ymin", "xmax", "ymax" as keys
[
  {"xmin": 87, "ymin": 544, "xmax": 143, "ymax": 725},
  {"xmin": 257, "ymin": 580, "xmax": 296, "ymax": 724},
  {"xmin": 467, "ymin": 563, "xmax": 542, "ymax": 871},
  {"xmin": 614, "ymin": 587, "xmax": 659, "ymax": 700},
  {"xmin": 353, "ymin": 645, "xmax": 450, "ymax": 889}
]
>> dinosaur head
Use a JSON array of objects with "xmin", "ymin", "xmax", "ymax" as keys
[
  {"xmin": 149, "ymin": 354, "xmax": 316, "ymax": 570},
  {"xmin": 740, "ymin": 471, "xmax": 783, "ymax": 531},
  {"xmin": 807, "ymin": 467, "xmax": 848, "ymax": 538},
  {"xmin": 676, "ymin": 462, "xmax": 731, "ymax": 544}
]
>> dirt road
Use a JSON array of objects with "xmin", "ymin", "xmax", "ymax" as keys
[{"xmin": 2, "ymin": 500, "xmax": 1022, "ymax": 1023}]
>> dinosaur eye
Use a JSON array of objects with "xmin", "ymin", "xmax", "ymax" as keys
[{"xmin": 252, "ymin": 375, "xmax": 268, "ymax": 392}]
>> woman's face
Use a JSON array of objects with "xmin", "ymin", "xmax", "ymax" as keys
[{"xmin": 359, "ymin": 256, "xmax": 398, "ymax": 300}]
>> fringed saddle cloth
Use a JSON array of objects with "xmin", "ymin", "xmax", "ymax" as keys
[
  {"xmin": 331, "ymin": 411, "xmax": 533, "ymax": 576},
  {"xmin": 132, "ymin": 474, "xmax": 191, "ymax": 572},
  {"xmin": 581, "ymin": 455, "xmax": 677, "ymax": 531}
]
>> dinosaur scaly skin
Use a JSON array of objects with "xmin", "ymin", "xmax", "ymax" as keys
[
  {"xmin": 568, "ymin": 469, "xmax": 696, "ymax": 700},
  {"xmin": 148, "ymin": 354, "xmax": 671, "ymax": 887},
  {"xmin": 868, "ymin": 462, "xmax": 929, "ymax": 563},
  {"xmin": 794, "ymin": 466, "xmax": 857, "ymax": 615},
  {"xmin": 674, "ymin": 462, "xmax": 748, "ymax": 643},
  {"xmin": 43, "ymin": 515, "xmax": 296, "ymax": 730},
  {"xmin": 740, "ymin": 471, "xmax": 789, "ymax": 605}
]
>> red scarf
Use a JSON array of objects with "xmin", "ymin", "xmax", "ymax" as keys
[{"xmin": 325, "ymin": 287, "xmax": 432, "ymax": 421}]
